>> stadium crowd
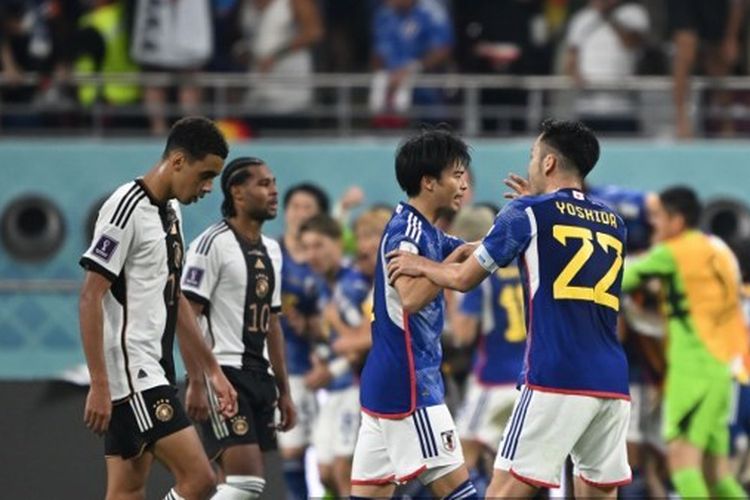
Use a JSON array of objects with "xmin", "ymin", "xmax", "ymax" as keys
[{"xmin": 1, "ymin": 0, "xmax": 750, "ymax": 137}]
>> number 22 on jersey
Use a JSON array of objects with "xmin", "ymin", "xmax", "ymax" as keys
[{"xmin": 552, "ymin": 224, "xmax": 623, "ymax": 311}]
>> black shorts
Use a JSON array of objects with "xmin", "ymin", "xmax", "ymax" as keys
[
  {"xmin": 668, "ymin": 0, "xmax": 730, "ymax": 42},
  {"xmin": 105, "ymin": 385, "xmax": 192, "ymax": 459},
  {"xmin": 199, "ymin": 367, "xmax": 278, "ymax": 460}
]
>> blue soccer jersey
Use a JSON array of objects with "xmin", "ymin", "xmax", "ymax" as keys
[
  {"xmin": 318, "ymin": 263, "xmax": 372, "ymax": 391},
  {"xmin": 459, "ymin": 267, "xmax": 526, "ymax": 385},
  {"xmin": 360, "ymin": 202, "xmax": 464, "ymax": 417},
  {"xmin": 473, "ymin": 189, "xmax": 629, "ymax": 399},
  {"xmin": 280, "ymin": 242, "xmax": 319, "ymax": 376},
  {"xmin": 588, "ymin": 185, "xmax": 650, "ymax": 253}
]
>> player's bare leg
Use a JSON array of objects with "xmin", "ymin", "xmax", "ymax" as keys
[
  {"xmin": 573, "ymin": 477, "xmax": 617, "ymax": 499},
  {"xmin": 153, "ymin": 426, "xmax": 216, "ymax": 499},
  {"xmin": 486, "ymin": 468, "xmax": 537, "ymax": 498},
  {"xmin": 318, "ymin": 463, "xmax": 336, "ymax": 494},
  {"xmin": 212, "ymin": 444, "xmax": 267, "ymax": 498},
  {"xmin": 350, "ymin": 482, "xmax": 396, "ymax": 498},
  {"xmin": 427, "ymin": 465, "xmax": 473, "ymax": 497},
  {"xmin": 105, "ymin": 452, "xmax": 154, "ymax": 500},
  {"xmin": 333, "ymin": 456, "xmax": 353, "ymax": 496}
]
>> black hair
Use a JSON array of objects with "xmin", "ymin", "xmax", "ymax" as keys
[
  {"xmin": 539, "ymin": 119, "xmax": 600, "ymax": 179},
  {"xmin": 659, "ymin": 186, "xmax": 702, "ymax": 228},
  {"xmin": 162, "ymin": 116, "xmax": 229, "ymax": 162},
  {"xmin": 221, "ymin": 157, "xmax": 265, "ymax": 217},
  {"xmin": 395, "ymin": 127, "xmax": 471, "ymax": 197},
  {"xmin": 299, "ymin": 214, "xmax": 342, "ymax": 240},
  {"xmin": 283, "ymin": 183, "xmax": 330, "ymax": 214}
]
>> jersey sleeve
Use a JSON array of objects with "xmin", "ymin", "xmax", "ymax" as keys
[
  {"xmin": 385, "ymin": 219, "xmax": 422, "ymax": 256},
  {"xmin": 79, "ymin": 193, "xmax": 138, "ymax": 282},
  {"xmin": 181, "ymin": 233, "xmax": 222, "ymax": 307},
  {"xmin": 458, "ymin": 287, "xmax": 483, "ymax": 318},
  {"xmin": 269, "ymin": 240, "xmax": 283, "ymax": 313},
  {"xmin": 473, "ymin": 200, "xmax": 534, "ymax": 273},
  {"xmin": 621, "ymin": 243, "xmax": 676, "ymax": 293}
]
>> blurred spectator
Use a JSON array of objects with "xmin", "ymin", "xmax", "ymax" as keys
[
  {"xmin": 454, "ymin": 0, "xmax": 552, "ymax": 133},
  {"xmin": 668, "ymin": 0, "xmax": 746, "ymax": 138},
  {"xmin": 129, "ymin": 0, "xmax": 213, "ymax": 134},
  {"xmin": 318, "ymin": 0, "xmax": 371, "ymax": 72},
  {"xmin": 369, "ymin": 0, "xmax": 453, "ymax": 119},
  {"xmin": 564, "ymin": 0, "xmax": 649, "ymax": 133},
  {"xmin": 206, "ymin": 0, "xmax": 244, "ymax": 73},
  {"xmin": 74, "ymin": 0, "xmax": 140, "ymax": 109},
  {"xmin": 240, "ymin": 0, "xmax": 323, "ymax": 118},
  {"xmin": 0, "ymin": 0, "xmax": 59, "ymax": 126}
]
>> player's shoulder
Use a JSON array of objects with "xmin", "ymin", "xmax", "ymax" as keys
[
  {"xmin": 99, "ymin": 179, "xmax": 150, "ymax": 229},
  {"xmin": 191, "ymin": 220, "xmax": 231, "ymax": 256},
  {"xmin": 262, "ymin": 234, "xmax": 282, "ymax": 260}
]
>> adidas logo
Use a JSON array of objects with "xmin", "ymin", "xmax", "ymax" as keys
[
  {"xmin": 255, "ymin": 259, "xmax": 266, "ymax": 270},
  {"xmin": 137, "ymin": 369, "xmax": 148, "ymax": 379}
]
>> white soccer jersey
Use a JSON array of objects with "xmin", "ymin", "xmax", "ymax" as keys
[
  {"xmin": 80, "ymin": 179, "xmax": 184, "ymax": 401},
  {"xmin": 181, "ymin": 221, "xmax": 282, "ymax": 371}
]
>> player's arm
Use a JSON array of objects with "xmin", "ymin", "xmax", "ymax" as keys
[
  {"xmin": 267, "ymin": 313, "xmax": 297, "ymax": 432},
  {"xmin": 389, "ymin": 252, "xmax": 488, "ymax": 293},
  {"xmin": 176, "ymin": 293, "xmax": 238, "ymax": 417},
  {"xmin": 79, "ymin": 270, "xmax": 113, "ymax": 435},
  {"xmin": 393, "ymin": 242, "xmax": 478, "ymax": 312},
  {"xmin": 621, "ymin": 244, "xmax": 676, "ymax": 293}
]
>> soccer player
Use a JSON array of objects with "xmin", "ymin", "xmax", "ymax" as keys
[
  {"xmin": 299, "ymin": 214, "xmax": 369, "ymax": 497},
  {"xmin": 386, "ymin": 120, "xmax": 631, "ymax": 498},
  {"xmin": 350, "ymin": 128, "xmax": 478, "ymax": 499},
  {"xmin": 79, "ymin": 116, "xmax": 238, "ymax": 500},
  {"xmin": 449, "ymin": 206, "xmax": 525, "ymax": 496},
  {"xmin": 278, "ymin": 183, "xmax": 329, "ymax": 500},
  {"xmin": 621, "ymin": 186, "xmax": 748, "ymax": 499},
  {"xmin": 181, "ymin": 157, "xmax": 297, "ymax": 499}
]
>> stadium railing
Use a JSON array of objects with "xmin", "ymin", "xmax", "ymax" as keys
[{"xmin": 0, "ymin": 73, "xmax": 747, "ymax": 137}]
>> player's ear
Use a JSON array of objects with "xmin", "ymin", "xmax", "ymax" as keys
[
  {"xmin": 542, "ymin": 153, "xmax": 557, "ymax": 176},
  {"xmin": 422, "ymin": 175, "xmax": 436, "ymax": 193},
  {"xmin": 169, "ymin": 150, "xmax": 186, "ymax": 172}
]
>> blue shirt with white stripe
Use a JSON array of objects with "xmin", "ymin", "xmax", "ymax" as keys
[
  {"xmin": 473, "ymin": 189, "xmax": 629, "ymax": 399},
  {"xmin": 459, "ymin": 267, "xmax": 526, "ymax": 385},
  {"xmin": 360, "ymin": 202, "xmax": 464, "ymax": 417}
]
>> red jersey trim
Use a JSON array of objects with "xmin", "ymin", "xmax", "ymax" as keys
[
  {"xmin": 396, "ymin": 465, "xmax": 427, "ymax": 483},
  {"xmin": 509, "ymin": 468, "xmax": 559, "ymax": 489},
  {"xmin": 351, "ymin": 475, "xmax": 396, "ymax": 486},
  {"xmin": 360, "ymin": 310, "xmax": 418, "ymax": 420},
  {"xmin": 578, "ymin": 474, "xmax": 632, "ymax": 488},
  {"xmin": 526, "ymin": 383, "xmax": 631, "ymax": 401}
]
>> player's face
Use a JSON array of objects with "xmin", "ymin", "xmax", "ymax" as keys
[
  {"xmin": 648, "ymin": 198, "xmax": 682, "ymax": 242},
  {"xmin": 436, "ymin": 162, "xmax": 468, "ymax": 212},
  {"xmin": 300, "ymin": 231, "xmax": 340, "ymax": 276},
  {"xmin": 527, "ymin": 137, "xmax": 546, "ymax": 195},
  {"xmin": 355, "ymin": 224, "xmax": 383, "ymax": 277},
  {"xmin": 237, "ymin": 164, "xmax": 279, "ymax": 221},
  {"xmin": 285, "ymin": 192, "xmax": 321, "ymax": 233},
  {"xmin": 173, "ymin": 153, "xmax": 224, "ymax": 205}
]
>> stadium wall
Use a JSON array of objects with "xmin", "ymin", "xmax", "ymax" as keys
[{"xmin": 0, "ymin": 139, "xmax": 748, "ymax": 379}]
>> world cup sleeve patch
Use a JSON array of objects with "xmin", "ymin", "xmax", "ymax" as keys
[
  {"xmin": 93, "ymin": 235, "xmax": 119, "ymax": 262},
  {"xmin": 184, "ymin": 266, "xmax": 204, "ymax": 288}
]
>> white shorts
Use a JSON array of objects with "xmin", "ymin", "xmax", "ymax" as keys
[
  {"xmin": 351, "ymin": 404, "xmax": 465, "ymax": 486},
  {"xmin": 278, "ymin": 375, "xmax": 318, "ymax": 450},
  {"xmin": 627, "ymin": 383, "xmax": 664, "ymax": 451},
  {"xmin": 456, "ymin": 377, "xmax": 519, "ymax": 451},
  {"xmin": 494, "ymin": 386, "xmax": 631, "ymax": 488},
  {"xmin": 312, "ymin": 385, "xmax": 361, "ymax": 464}
]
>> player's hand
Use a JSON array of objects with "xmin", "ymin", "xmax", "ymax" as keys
[
  {"xmin": 385, "ymin": 250, "xmax": 424, "ymax": 285},
  {"xmin": 84, "ymin": 383, "xmax": 111, "ymax": 435},
  {"xmin": 339, "ymin": 186, "xmax": 365, "ymax": 211},
  {"xmin": 209, "ymin": 368, "xmax": 238, "ymax": 418},
  {"xmin": 322, "ymin": 303, "xmax": 340, "ymax": 329},
  {"xmin": 304, "ymin": 356, "xmax": 332, "ymax": 390},
  {"xmin": 503, "ymin": 172, "xmax": 531, "ymax": 200},
  {"xmin": 276, "ymin": 393, "xmax": 297, "ymax": 432},
  {"xmin": 185, "ymin": 377, "xmax": 210, "ymax": 422}
]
